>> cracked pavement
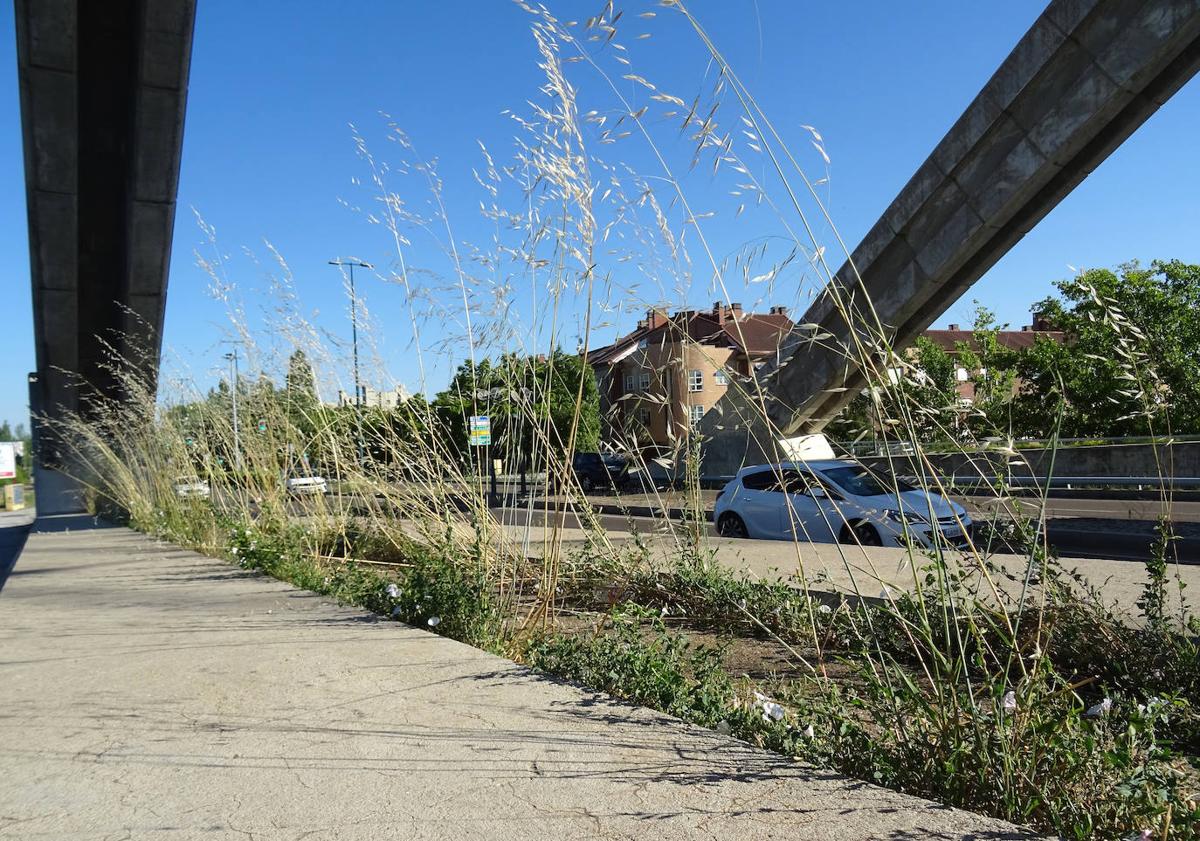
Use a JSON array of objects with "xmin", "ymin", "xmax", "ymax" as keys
[{"xmin": 0, "ymin": 520, "xmax": 1039, "ymax": 839}]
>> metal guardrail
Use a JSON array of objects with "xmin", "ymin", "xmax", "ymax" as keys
[
  {"xmin": 698, "ymin": 474, "xmax": 1200, "ymax": 492},
  {"xmin": 834, "ymin": 437, "xmax": 1200, "ymax": 458},
  {"xmin": 936, "ymin": 475, "xmax": 1200, "ymax": 490}
]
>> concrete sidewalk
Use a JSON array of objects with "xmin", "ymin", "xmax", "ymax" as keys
[{"xmin": 0, "ymin": 524, "xmax": 1037, "ymax": 839}]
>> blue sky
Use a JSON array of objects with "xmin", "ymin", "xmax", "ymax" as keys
[{"xmin": 3, "ymin": 1, "xmax": 1199, "ymax": 428}]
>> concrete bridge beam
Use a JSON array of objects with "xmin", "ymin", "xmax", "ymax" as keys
[
  {"xmin": 16, "ymin": 0, "xmax": 196, "ymax": 513},
  {"xmin": 701, "ymin": 0, "xmax": 1200, "ymax": 476}
]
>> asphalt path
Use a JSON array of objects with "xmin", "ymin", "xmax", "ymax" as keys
[
  {"xmin": 286, "ymin": 485, "xmax": 1200, "ymax": 564},
  {"xmin": 333, "ymin": 478, "xmax": 1200, "ymax": 523},
  {"xmin": 488, "ymin": 503, "xmax": 1200, "ymax": 564},
  {"xmin": 964, "ymin": 495, "xmax": 1200, "ymax": 522}
]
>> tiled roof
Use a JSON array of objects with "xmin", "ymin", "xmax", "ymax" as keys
[
  {"xmin": 922, "ymin": 329, "xmax": 1065, "ymax": 352},
  {"xmin": 720, "ymin": 314, "xmax": 793, "ymax": 356},
  {"xmin": 586, "ymin": 308, "xmax": 794, "ymax": 366}
]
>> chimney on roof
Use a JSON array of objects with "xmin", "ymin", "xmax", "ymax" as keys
[
  {"xmin": 712, "ymin": 301, "xmax": 726, "ymax": 325},
  {"xmin": 769, "ymin": 305, "xmax": 788, "ymax": 317},
  {"xmin": 646, "ymin": 309, "xmax": 668, "ymax": 330},
  {"xmin": 1031, "ymin": 311, "xmax": 1053, "ymax": 331},
  {"xmin": 948, "ymin": 323, "xmax": 960, "ymax": 331},
  {"xmin": 1021, "ymin": 325, "xmax": 1029, "ymax": 332},
  {"xmin": 730, "ymin": 302, "xmax": 743, "ymax": 319}
]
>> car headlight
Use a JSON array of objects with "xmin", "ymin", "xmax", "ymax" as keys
[{"xmin": 884, "ymin": 509, "xmax": 926, "ymax": 525}]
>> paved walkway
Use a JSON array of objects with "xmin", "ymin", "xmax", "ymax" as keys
[{"xmin": 0, "ymin": 522, "xmax": 1036, "ymax": 839}]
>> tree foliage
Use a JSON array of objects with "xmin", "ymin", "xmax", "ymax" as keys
[
  {"xmin": 285, "ymin": 349, "xmax": 319, "ymax": 433},
  {"xmin": 1013, "ymin": 260, "xmax": 1200, "ymax": 437},
  {"xmin": 432, "ymin": 350, "xmax": 600, "ymax": 464},
  {"xmin": 829, "ymin": 260, "xmax": 1200, "ymax": 443},
  {"xmin": 0, "ymin": 420, "xmax": 32, "ymax": 485}
]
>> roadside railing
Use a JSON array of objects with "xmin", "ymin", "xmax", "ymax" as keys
[
  {"xmin": 834, "ymin": 435, "xmax": 1200, "ymax": 458},
  {"xmin": 932, "ymin": 475, "xmax": 1200, "ymax": 491}
]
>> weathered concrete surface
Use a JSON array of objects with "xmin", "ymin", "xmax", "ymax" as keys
[
  {"xmin": 0, "ymin": 525, "xmax": 1037, "ymax": 839},
  {"xmin": 15, "ymin": 0, "xmax": 195, "ymax": 514},
  {"xmin": 702, "ymin": 0, "xmax": 1200, "ymax": 476}
]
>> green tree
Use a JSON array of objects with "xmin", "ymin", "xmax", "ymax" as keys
[
  {"xmin": 432, "ymin": 351, "xmax": 600, "ymax": 464},
  {"xmin": 1015, "ymin": 260, "xmax": 1200, "ymax": 437},
  {"xmin": 825, "ymin": 338, "xmax": 958, "ymax": 444},
  {"xmin": 285, "ymin": 350, "xmax": 319, "ymax": 432},
  {"xmin": 952, "ymin": 306, "xmax": 1021, "ymax": 439},
  {"xmin": 904, "ymin": 337, "xmax": 960, "ymax": 441},
  {"xmin": 0, "ymin": 419, "xmax": 33, "ymax": 485}
]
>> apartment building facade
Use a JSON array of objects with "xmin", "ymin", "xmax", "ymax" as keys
[
  {"xmin": 587, "ymin": 303, "xmax": 793, "ymax": 452},
  {"xmin": 921, "ymin": 313, "xmax": 1063, "ymax": 404},
  {"xmin": 334, "ymin": 385, "xmax": 410, "ymax": 410}
]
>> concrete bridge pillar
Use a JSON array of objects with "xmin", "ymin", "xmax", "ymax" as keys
[
  {"xmin": 700, "ymin": 0, "xmax": 1200, "ymax": 477},
  {"xmin": 15, "ymin": 0, "xmax": 196, "ymax": 513}
]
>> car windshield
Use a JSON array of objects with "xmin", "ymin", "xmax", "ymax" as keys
[{"xmin": 819, "ymin": 465, "xmax": 912, "ymax": 497}]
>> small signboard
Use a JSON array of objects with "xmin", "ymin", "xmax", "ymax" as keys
[
  {"xmin": 468, "ymin": 415, "xmax": 491, "ymax": 447},
  {"xmin": 0, "ymin": 442, "xmax": 15, "ymax": 480},
  {"xmin": 3, "ymin": 483, "xmax": 24, "ymax": 510}
]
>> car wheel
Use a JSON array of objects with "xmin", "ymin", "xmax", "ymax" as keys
[
  {"xmin": 717, "ymin": 512, "xmax": 748, "ymax": 539},
  {"xmin": 841, "ymin": 521, "xmax": 882, "ymax": 547}
]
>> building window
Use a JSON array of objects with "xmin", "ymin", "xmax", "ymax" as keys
[
  {"xmin": 955, "ymin": 367, "xmax": 969, "ymax": 382},
  {"xmin": 623, "ymin": 374, "xmax": 636, "ymax": 393},
  {"xmin": 636, "ymin": 407, "xmax": 651, "ymax": 425},
  {"xmin": 687, "ymin": 370, "xmax": 703, "ymax": 392},
  {"xmin": 714, "ymin": 369, "xmax": 728, "ymax": 386},
  {"xmin": 637, "ymin": 337, "xmax": 648, "ymax": 350},
  {"xmin": 689, "ymin": 404, "xmax": 705, "ymax": 426},
  {"xmin": 639, "ymin": 372, "xmax": 651, "ymax": 391}
]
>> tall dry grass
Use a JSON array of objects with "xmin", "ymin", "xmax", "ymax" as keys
[{"xmin": 40, "ymin": 2, "xmax": 1198, "ymax": 837}]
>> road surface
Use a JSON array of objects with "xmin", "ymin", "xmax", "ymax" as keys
[{"xmin": 490, "ymin": 502, "xmax": 1199, "ymax": 564}]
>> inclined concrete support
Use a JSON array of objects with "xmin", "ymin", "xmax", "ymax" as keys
[
  {"xmin": 15, "ymin": 0, "xmax": 195, "ymax": 513},
  {"xmin": 700, "ymin": 0, "xmax": 1200, "ymax": 476}
]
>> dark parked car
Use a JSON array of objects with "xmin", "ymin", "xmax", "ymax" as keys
[{"xmin": 572, "ymin": 452, "xmax": 629, "ymax": 492}]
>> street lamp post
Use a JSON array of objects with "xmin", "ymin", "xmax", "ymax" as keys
[
  {"xmin": 223, "ymin": 349, "xmax": 242, "ymax": 471},
  {"xmin": 329, "ymin": 259, "xmax": 372, "ymax": 466}
]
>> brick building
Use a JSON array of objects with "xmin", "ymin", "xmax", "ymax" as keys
[
  {"xmin": 920, "ymin": 313, "xmax": 1063, "ymax": 405},
  {"xmin": 586, "ymin": 303, "xmax": 793, "ymax": 452}
]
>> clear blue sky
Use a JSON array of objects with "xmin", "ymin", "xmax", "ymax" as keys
[{"xmin": 3, "ymin": 1, "xmax": 1199, "ymax": 428}]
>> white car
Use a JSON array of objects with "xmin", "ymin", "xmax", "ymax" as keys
[
  {"xmin": 285, "ymin": 475, "xmax": 328, "ymax": 496},
  {"xmin": 173, "ymin": 476, "xmax": 211, "ymax": 500},
  {"xmin": 713, "ymin": 459, "xmax": 972, "ymax": 549}
]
